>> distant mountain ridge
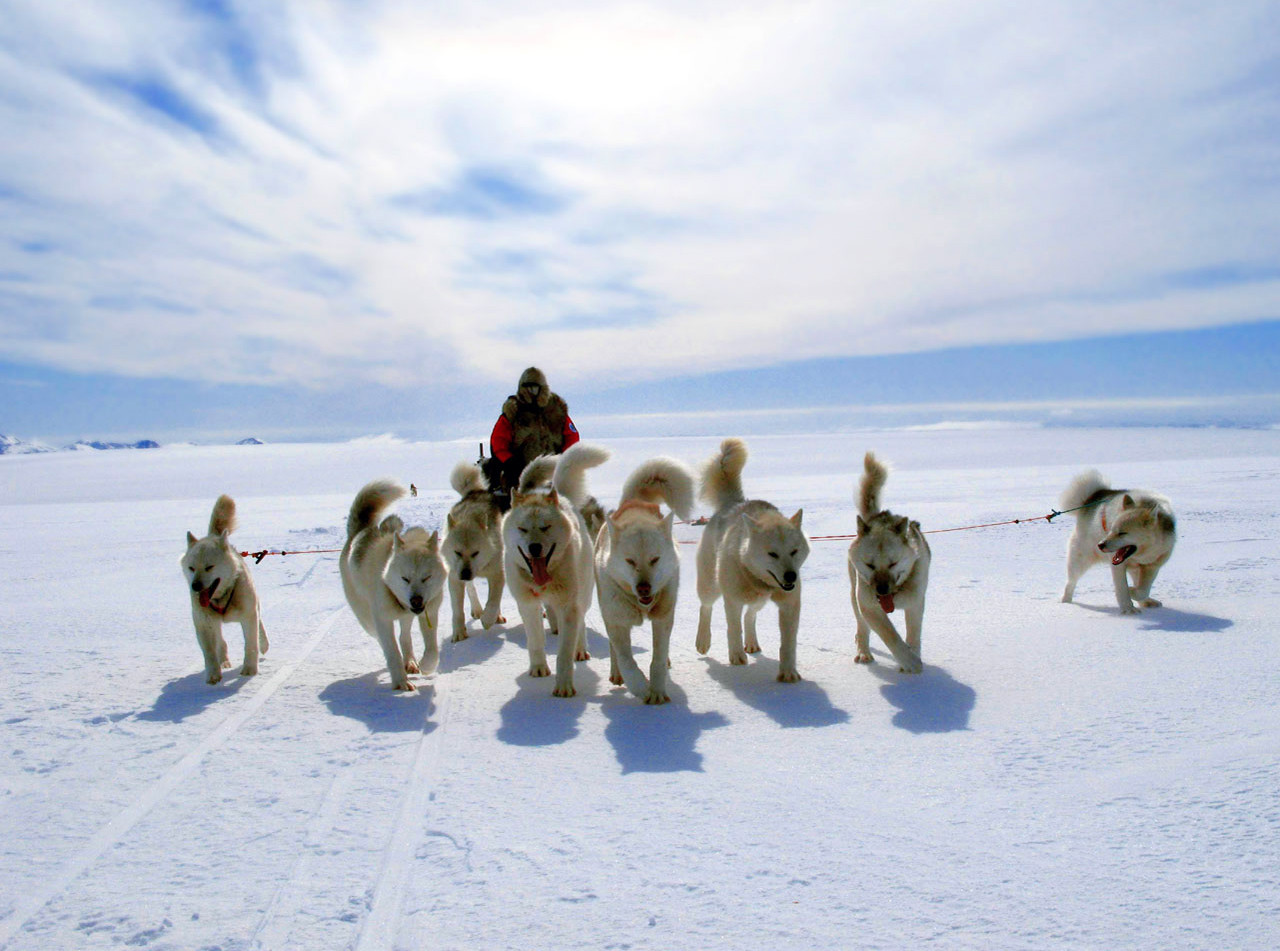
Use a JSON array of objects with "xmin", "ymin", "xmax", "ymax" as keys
[{"xmin": 2, "ymin": 435, "xmax": 267, "ymax": 453}]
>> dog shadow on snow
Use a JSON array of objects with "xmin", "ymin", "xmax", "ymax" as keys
[
  {"xmin": 599, "ymin": 686, "xmax": 730, "ymax": 774},
  {"xmin": 701, "ymin": 656, "xmax": 850, "ymax": 729},
  {"xmin": 136, "ymin": 671, "xmax": 253, "ymax": 723},
  {"xmin": 495, "ymin": 625, "xmax": 612, "ymax": 748},
  {"xmin": 1073, "ymin": 602, "xmax": 1233, "ymax": 633},
  {"xmin": 866, "ymin": 657, "xmax": 976, "ymax": 734},
  {"xmin": 319, "ymin": 673, "xmax": 440, "ymax": 734}
]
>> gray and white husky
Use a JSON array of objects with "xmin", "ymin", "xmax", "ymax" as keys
[
  {"xmin": 1059, "ymin": 469, "xmax": 1176, "ymax": 614},
  {"xmin": 181, "ymin": 495, "xmax": 269, "ymax": 684},
  {"xmin": 848, "ymin": 453, "xmax": 928, "ymax": 674},
  {"xmin": 503, "ymin": 443, "xmax": 610, "ymax": 697},
  {"xmin": 444, "ymin": 462, "xmax": 506, "ymax": 643},
  {"xmin": 596, "ymin": 457, "xmax": 696, "ymax": 704},
  {"xmin": 695, "ymin": 438, "xmax": 810, "ymax": 682},
  {"xmin": 340, "ymin": 479, "xmax": 445, "ymax": 691}
]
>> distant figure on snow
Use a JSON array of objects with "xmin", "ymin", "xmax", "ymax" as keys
[{"xmin": 483, "ymin": 367, "xmax": 580, "ymax": 505}]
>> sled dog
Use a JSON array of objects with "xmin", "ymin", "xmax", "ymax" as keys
[
  {"xmin": 504, "ymin": 443, "xmax": 609, "ymax": 697},
  {"xmin": 444, "ymin": 462, "xmax": 506, "ymax": 643},
  {"xmin": 181, "ymin": 495, "xmax": 269, "ymax": 684},
  {"xmin": 596, "ymin": 457, "xmax": 696, "ymax": 704},
  {"xmin": 847, "ymin": 453, "xmax": 927, "ymax": 673},
  {"xmin": 1059, "ymin": 469, "xmax": 1176, "ymax": 614},
  {"xmin": 340, "ymin": 479, "xmax": 445, "ymax": 691},
  {"xmin": 695, "ymin": 438, "xmax": 810, "ymax": 682}
]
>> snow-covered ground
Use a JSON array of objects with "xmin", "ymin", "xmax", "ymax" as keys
[{"xmin": 1, "ymin": 426, "xmax": 1278, "ymax": 950}]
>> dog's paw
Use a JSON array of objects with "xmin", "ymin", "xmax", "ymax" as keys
[
  {"xmin": 206, "ymin": 671, "xmax": 222, "ymax": 685},
  {"xmin": 729, "ymin": 651, "xmax": 749, "ymax": 666},
  {"xmin": 404, "ymin": 658, "xmax": 420, "ymax": 674},
  {"xmin": 552, "ymin": 682, "xmax": 577, "ymax": 698},
  {"xmin": 450, "ymin": 631, "xmax": 469, "ymax": 644},
  {"xmin": 644, "ymin": 689, "xmax": 671, "ymax": 705},
  {"xmin": 221, "ymin": 659, "xmax": 232, "ymax": 669},
  {"xmin": 392, "ymin": 679, "xmax": 417, "ymax": 692},
  {"xmin": 744, "ymin": 640, "xmax": 762, "ymax": 654},
  {"xmin": 1140, "ymin": 598, "xmax": 1162, "ymax": 608},
  {"xmin": 776, "ymin": 668, "xmax": 802, "ymax": 683},
  {"xmin": 898, "ymin": 657, "xmax": 923, "ymax": 674},
  {"xmin": 1120, "ymin": 604, "xmax": 1140, "ymax": 615},
  {"xmin": 574, "ymin": 649, "xmax": 590, "ymax": 662},
  {"xmin": 695, "ymin": 636, "xmax": 711, "ymax": 655},
  {"xmin": 609, "ymin": 672, "xmax": 624, "ymax": 686},
  {"xmin": 529, "ymin": 663, "xmax": 551, "ymax": 678},
  {"xmin": 854, "ymin": 651, "xmax": 873, "ymax": 664},
  {"xmin": 240, "ymin": 664, "xmax": 258, "ymax": 677},
  {"xmin": 470, "ymin": 607, "xmax": 483, "ymax": 619}
]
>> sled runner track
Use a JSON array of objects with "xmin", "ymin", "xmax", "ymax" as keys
[
  {"xmin": 354, "ymin": 677, "xmax": 454, "ymax": 951},
  {"xmin": 0, "ymin": 606, "xmax": 348, "ymax": 950}
]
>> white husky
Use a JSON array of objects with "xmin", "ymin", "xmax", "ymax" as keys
[
  {"xmin": 181, "ymin": 495, "xmax": 269, "ymax": 685},
  {"xmin": 847, "ymin": 453, "xmax": 928, "ymax": 674},
  {"xmin": 1059, "ymin": 469, "xmax": 1176, "ymax": 614},
  {"xmin": 695, "ymin": 438, "xmax": 810, "ymax": 682},
  {"xmin": 340, "ymin": 479, "xmax": 445, "ymax": 691},
  {"xmin": 504, "ymin": 443, "xmax": 609, "ymax": 697},
  {"xmin": 596, "ymin": 457, "xmax": 696, "ymax": 704},
  {"xmin": 444, "ymin": 462, "xmax": 506, "ymax": 643}
]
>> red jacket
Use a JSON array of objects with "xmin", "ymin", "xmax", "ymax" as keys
[{"xmin": 490, "ymin": 413, "xmax": 580, "ymax": 463}]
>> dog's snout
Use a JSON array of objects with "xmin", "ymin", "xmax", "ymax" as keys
[
  {"xmin": 636, "ymin": 581, "xmax": 652, "ymax": 598},
  {"xmin": 459, "ymin": 567, "xmax": 473, "ymax": 582},
  {"xmin": 875, "ymin": 581, "xmax": 890, "ymax": 596},
  {"xmin": 1098, "ymin": 541, "xmax": 1108, "ymax": 552},
  {"xmin": 191, "ymin": 581, "xmax": 203, "ymax": 593},
  {"xmin": 783, "ymin": 570, "xmax": 797, "ymax": 586},
  {"xmin": 528, "ymin": 542, "xmax": 542, "ymax": 558},
  {"xmin": 409, "ymin": 594, "xmax": 425, "ymax": 613}
]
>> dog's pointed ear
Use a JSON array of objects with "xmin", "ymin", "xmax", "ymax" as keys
[
  {"xmin": 186, "ymin": 531, "xmax": 197, "ymax": 549},
  {"xmin": 511, "ymin": 490, "xmax": 526, "ymax": 507},
  {"xmin": 1121, "ymin": 494, "xmax": 1135, "ymax": 510},
  {"xmin": 446, "ymin": 512, "xmax": 456, "ymax": 531},
  {"xmin": 895, "ymin": 515, "xmax": 910, "ymax": 532},
  {"xmin": 427, "ymin": 530, "xmax": 440, "ymax": 551},
  {"xmin": 856, "ymin": 515, "xmax": 869, "ymax": 535},
  {"xmin": 662, "ymin": 511, "xmax": 675, "ymax": 539},
  {"xmin": 790, "ymin": 508, "xmax": 804, "ymax": 529},
  {"xmin": 392, "ymin": 531, "xmax": 403, "ymax": 551},
  {"xmin": 547, "ymin": 487, "xmax": 559, "ymax": 507},
  {"xmin": 607, "ymin": 517, "xmax": 619, "ymax": 544},
  {"xmin": 741, "ymin": 510, "xmax": 760, "ymax": 529}
]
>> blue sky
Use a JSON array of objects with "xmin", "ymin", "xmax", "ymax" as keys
[{"xmin": 1, "ymin": 1, "xmax": 1278, "ymax": 443}]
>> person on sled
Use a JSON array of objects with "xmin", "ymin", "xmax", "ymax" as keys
[{"xmin": 482, "ymin": 367, "xmax": 580, "ymax": 508}]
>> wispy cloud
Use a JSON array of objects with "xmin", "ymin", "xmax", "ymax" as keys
[{"xmin": 1, "ymin": 0, "xmax": 1277, "ymax": 394}]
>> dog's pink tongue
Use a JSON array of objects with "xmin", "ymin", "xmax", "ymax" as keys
[
  {"xmin": 199, "ymin": 588, "xmax": 212, "ymax": 607},
  {"xmin": 878, "ymin": 594, "xmax": 896, "ymax": 613},
  {"xmin": 530, "ymin": 556, "xmax": 552, "ymax": 587}
]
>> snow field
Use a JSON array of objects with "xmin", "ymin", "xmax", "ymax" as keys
[{"xmin": 1, "ymin": 427, "xmax": 1278, "ymax": 950}]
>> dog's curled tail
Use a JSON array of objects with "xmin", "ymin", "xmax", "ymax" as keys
[
  {"xmin": 621, "ymin": 457, "xmax": 697, "ymax": 521},
  {"xmin": 698, "ymin": 437, "xmax": 748, "ymax": 511},
  {"xmin": 858, "ymin": 452, "xmax": 889, "ymax": 519},
  {"xmin": 209, "ymin": 494, "xmax": 237, "ymax": 536},
  {"xmin": 347, "ymin": 479, "xmax": 407, "ymax": 540},
  {"xmin": 450, "ymin": 461, "xmax": 488, "ymax": 497},
  {"xmin": 553, "ymin": 442, "xmax": 611, "ymax": 508},
  {"xmin": 1059, "ymin": 469, "xmax": 1109, "ymax": 515},
  {"xmin": 517, "ymin": 455, "xmax": 558, "ymax": 494}
]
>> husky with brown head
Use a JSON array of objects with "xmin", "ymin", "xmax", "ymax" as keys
[
  {"xmin": 181, "ymin": 495, "xmax": 269, "ymax": 684},
  {"xmin": 848, "ymin": 453, "xmax": 927, "ymax": 674},
  {"xmin": 340, "ymin": 479, "xmax": 445, "ymax": 691},
  {"xmin": 444, "ymin": 462, "xmax": 506, "ymax": 643},
  {"xmin": 695, "ymin": 438, "xmax": 810, "ymax": 682},
  {"xmin": 503, "ymin": 443, "xmax": 610, "ymax": 697},
  {"xmin": 596, "ymin": 457, "xmax": 696, "ymax": 704},
  {"xmin": 1059, "ymin": 469, "xmax": 1176, "ymax": 614}
]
